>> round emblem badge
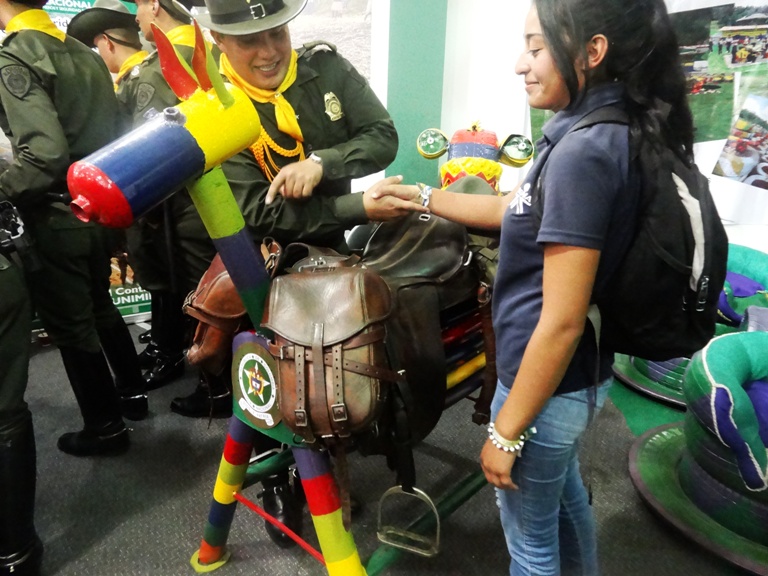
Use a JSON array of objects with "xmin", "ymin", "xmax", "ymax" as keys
[{"xmin": 232, "ymin": 338, "xmax": 281, "ymax": 429}]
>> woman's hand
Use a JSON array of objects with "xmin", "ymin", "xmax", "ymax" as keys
[
  {"xmin": 362, "ymin": 176, "xmax": 429, "ymax": 221},
  {"xmin": 480, "ymin": 438, "xmax": 520, "ymax": 490},
  {"xmin": 368, "ymin": 178, "xmax": 422, "ymax": 205}
]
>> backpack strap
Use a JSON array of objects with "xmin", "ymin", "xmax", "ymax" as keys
[{"xmin": 531, "ymin": 105, "xmax": 629, "ymax": 229}]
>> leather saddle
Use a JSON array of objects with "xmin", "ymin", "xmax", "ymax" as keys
[{"xmin": 360, "ymin": 212, "xmax": 477, "ymax": 443}]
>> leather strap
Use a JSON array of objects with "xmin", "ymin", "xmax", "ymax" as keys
[
  {"xmin": 330, "ymin": 441, "xmax": 353, "ymax": 531},
  {"xmin": 270, "ymin": 324, "xmax": 386, "ymax": 353},
  {"xmin": 293, "ymin": 344, "xmax": 315, "ymax": 442},
  {"xmin": 269, "ymin": 342, "xmax": 404, "ymax": 383},
  {"xmin": 472, "ymin": 291, "xmax": 497, "ymax": 425},
  {"xmin": 330, "ymin": 343, "xmax": 349, "ymax": 437},
  {"xmin": 312, "ymin": 323, "xmax": 329, "ymax": 441}
]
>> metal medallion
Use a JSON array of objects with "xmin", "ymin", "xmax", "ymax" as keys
[{"xmin": 324, "ymin": 91, "xmax": 344, "ymax": 121}]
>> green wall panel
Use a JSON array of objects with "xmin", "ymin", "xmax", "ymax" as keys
[{"xmin": 386, "ymin": 0, "xmax": 447, "ymax": 186}]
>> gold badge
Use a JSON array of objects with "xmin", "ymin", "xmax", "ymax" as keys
[{"xmin": 324, "ymin": 92, "xmax": 344, "ymax": 121}]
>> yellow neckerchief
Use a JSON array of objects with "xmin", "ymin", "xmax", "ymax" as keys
[
  {"xmin": 220, "ymin": 50, "xmax": 304, "ymax": 182},
  {"xmin": 114, "ymin": 50, "xmax": 148, "ymax": 89},
  {"xmin": 165, "ymin": 24, "xmax": 196, "ymax": 48},
  {"xmin": 6, "ymin": 9, "xmax": 65, "ymax": 42}
]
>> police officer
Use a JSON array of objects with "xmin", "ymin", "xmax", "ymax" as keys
[
  {"xmin": 191, "ymin": 0, "xmax": 404, "ymax": 547},
  {"xmin": 0, "ymin": 221, "xmax": 40, "ymax": 574},
  {"xmin": 0, "ymin": 0, "xmax": 141, "ymax": 456},
  {"xmin": 67, "ymin": 0, "xmax": 152, "ymax": 419},
  {"xmin": 122, "ymin": 0, "xmax": 217, "ymax": 391},
  {"xmin": 67, "ymin": 0, "xmax": 149, "ymax": 133}
]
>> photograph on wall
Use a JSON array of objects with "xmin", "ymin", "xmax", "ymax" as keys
[
  {"xmin": 671, "ymin": 5, "xmax": 738, "ymax": 143},
  {"xmin": 712, "ymin": 93, "xmax": 768, "ymax": 187}
]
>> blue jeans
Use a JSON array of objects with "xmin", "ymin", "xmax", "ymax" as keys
[{"xmin": 491, "ymin": 380, "xmax": 611, "ymax": 576}]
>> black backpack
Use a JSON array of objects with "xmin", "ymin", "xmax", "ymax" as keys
[{"xmin": 533, "ymin": 106, "xmax": 728, "ymax": 361}]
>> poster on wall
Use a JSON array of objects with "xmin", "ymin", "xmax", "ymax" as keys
[
  {"xmin": 527, "ymin": 1, "xmax": 768, "ymax": 226},
  {"xmin": 670, "ymin": 1, "xmax": 768, "ymax": 225},
  {"xmin": 44, "ymin": 0, "xmax": 96, "ymax": 29}
]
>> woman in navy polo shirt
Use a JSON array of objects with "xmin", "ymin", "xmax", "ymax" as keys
[{"xmin": 374, "ymin": 0, "xmax": 695, "ymax": 573}]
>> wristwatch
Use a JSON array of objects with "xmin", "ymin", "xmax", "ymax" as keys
[{"xmin": 308, "ymin": 153, "xmax": 323, "ymax": 165}]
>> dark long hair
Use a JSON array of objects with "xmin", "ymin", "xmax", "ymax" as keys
[{"xmin": 533, "ymin": 0, "xmax": 695, "ymax": 161}]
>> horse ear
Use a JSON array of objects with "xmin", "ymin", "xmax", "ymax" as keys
[
  {"xmin": 416, "ymin": 128, "xmax": 449, "ymax": 159},
  {"xmin": 191, "ymin": 21, "xmax": 212, "ymax": 92},
  {"xmin": 499, "ymin": 134, "xmax": 535, "ymax": 168},
  {"xmin": 153, "ymin": 23, "xmax": 199, "ymax": 100}
]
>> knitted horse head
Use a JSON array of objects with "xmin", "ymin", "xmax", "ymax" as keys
[{"xmin": 416, "ymin": 122, "xmax": 533, "ymax": 191}]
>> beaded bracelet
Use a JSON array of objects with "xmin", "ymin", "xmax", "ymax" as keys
[{"xmin": 487, "ymin": 423, "xmax": 537, "ymax": 454}]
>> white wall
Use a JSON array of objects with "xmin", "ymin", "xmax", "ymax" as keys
[{"xmin": 441, "ymin": 0, "xmax": 532, "ymax": 192}]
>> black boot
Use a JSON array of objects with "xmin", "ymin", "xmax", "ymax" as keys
[
  {"xmin": 138, "ymin": 328, "xmax": 152, "ymax": 344},
  {"xmin": 170, "ymin": 371, "xmax": 232, "ymax": 418},
  {"xmin": 57, "ymin": 346, "xmax": 129, "ymax": 457},
  {"xmin": 261, "ymin": 472, "xmax": 303, "ymax": 548},
  {"xmin": 0, "ymin": 416, "xmax": 43, "ymax": 576},
  {"xmin": 138, "ymin": 342, "xmax": 160, "ymax": 370},
  {"xmin": 142, "ymin": 291, "xmax": 185, "ymax": 390},
  {"xmin": 97, "ymin": 320, "xmax": 147, "ymax": 421}
]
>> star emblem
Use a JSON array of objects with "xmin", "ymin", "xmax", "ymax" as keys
[{"xmin": 246, "ymin": 365, "xmax": 268, "ymax": 402}]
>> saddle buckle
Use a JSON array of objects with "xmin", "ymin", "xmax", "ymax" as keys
[
  {"xmin": 294, "ymin": 409, "xmax": 308, "ymax": 427},
  {"xmin": 376, "ymin": 485, "xmax": 440, "ymax": 557},
  {"xmin": 331, "ymin": 403, "xmax": 348, "ymax": 422}
]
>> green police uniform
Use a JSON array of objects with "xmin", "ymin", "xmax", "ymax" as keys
[
  {"xmin": 119, "ymin": 36, "xmax": 217, "ymax": 294},
  {"xmin": 0, "ymin": 253, "xmax": 31, "ymax": 431},
  {"xmin": 0, "ymin": 25, "xmax": 125, "ymax": 351},
  {"xmin": 0, "ymin": 251, "xmax": 40, "ymax": 574},
  {"xmin": 0, "ymin": 12, "xmax": 140, "ymax": 457},
  {"xmin": 223, "ymin": 43, "xmax": 398, "ymax": 249}
]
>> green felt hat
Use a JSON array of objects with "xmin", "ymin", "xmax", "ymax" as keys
[{"xmin": 196, "ymin": 0, "xmax": 307, "ymax": 36}]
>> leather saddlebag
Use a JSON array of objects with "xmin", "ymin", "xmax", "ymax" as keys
[
  {"xmin": 262, "ymin": 265, "xmax": 401, "ymax": 444},
  {"xmin": 183, "ymin": 253, "xmax": 248, "ymax": 375}
]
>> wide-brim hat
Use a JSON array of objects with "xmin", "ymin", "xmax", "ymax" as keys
[
  {"xmin": 123, "ymin": 0, "xmax": 202, "ymax": 24},
  {"xmin": 67, "ymin": 0, "xmax": 138, "ymax": 47},
  {"xmin": 612, "ymin": 353, "xmax": 687, "ymax": 408},
  {"xmin": 629, "ymin": 424, "xmax": 768, "ymax": 574},
  {"xmin": 196, "ymin": 0, "xmax": 307, "ymax": 36}
]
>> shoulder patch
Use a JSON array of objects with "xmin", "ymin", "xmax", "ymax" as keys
[
  {"xmin": 0, "ymin": 65, "xmax": 31, "ymax": 99},
  {"xmin": 136, "ymin": 82, "xmax": 155, "ymax": 111},
  {"xmin": 299, "ymin": 40, "xmax": 337, "ymax": 58}
]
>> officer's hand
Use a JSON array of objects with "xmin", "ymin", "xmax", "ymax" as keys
[
  {"xmin": 265, "ymin": 159, "xmax": 323, "ymax": 204},
  {"xmin": 368, "ymin": 179, "xmax": 423, "ymax": 205},
  {"xmin": 363, "ymin": 176, "xmax": 429, "ymax": 222}
]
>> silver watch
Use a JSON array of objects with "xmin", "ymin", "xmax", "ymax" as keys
[{"xmin": 308, "ymin": 153, "xmax": 323, "ymax": 165}]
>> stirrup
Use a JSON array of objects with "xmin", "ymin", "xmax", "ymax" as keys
[{"xmin": 376, "ymin": 485, "xmax": 440, "ymax": 557}]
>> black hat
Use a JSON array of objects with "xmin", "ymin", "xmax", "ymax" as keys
[
  {"xmin": 196, "ymin": 0, "xmax": 307, "ymax": 36},
  {"xmin": 67, "ymin": 0, "xmax": 139, "ymax": 47}
]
